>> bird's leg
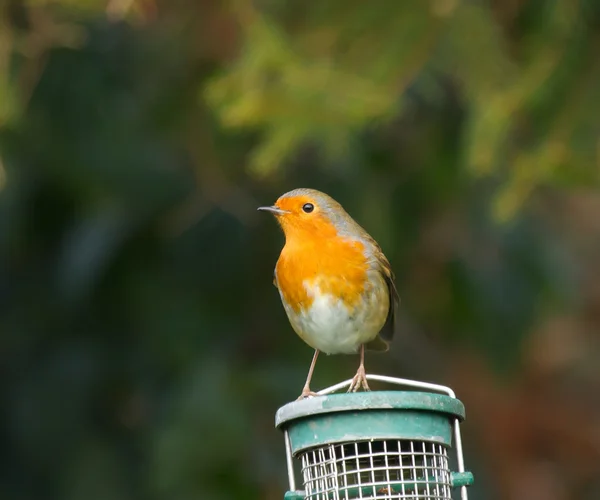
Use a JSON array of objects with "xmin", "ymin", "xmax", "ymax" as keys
[
  {"xmin": 297, "ymin": 350, "xmax": 320, "ymax": 400},
  {"xmin": 348, "ymin": 344, "xmax": 370, "ymax": 392}
]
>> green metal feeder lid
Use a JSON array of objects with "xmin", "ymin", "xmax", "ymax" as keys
[
  {"xmin": 276, "ymin": 391, "xmax": 466, "ymax": 428},
  {"xmin": 276, "ymin": 391, "xmax": 466, "ymax": 452}
]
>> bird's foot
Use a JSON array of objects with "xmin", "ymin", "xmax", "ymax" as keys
[
  {"xmin": 348, "ymin": 365, "xmax": 370, "ymax": 393},
  {"xmin": 296, "ymin": 387, "xmax": 319, "ymax": 401}
]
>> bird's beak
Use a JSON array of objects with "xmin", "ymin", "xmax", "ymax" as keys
[{"xmin": 257, "ymin": 206, "xmax": 289, "ymax": 215}]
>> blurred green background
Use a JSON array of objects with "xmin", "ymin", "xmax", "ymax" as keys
[{"xmin": 1, "ymin": 1, "xmax": 600, "ymax": 499}]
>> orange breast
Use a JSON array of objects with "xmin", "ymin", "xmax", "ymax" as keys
[{"xmin": 275, "ymin": 229, "xmax": 369, "ymax": 314}]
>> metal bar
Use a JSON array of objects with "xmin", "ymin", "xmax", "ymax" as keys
[
  {"xmin": 453, "ymin": 419, "xmax": 468, "ymax": 500},
  {"xmin": 284, "ymin": 429, "xmax": 296, "ymax": 491},
  {"xmin": 317, "ymin": 373, "xmax": 456, "ymax": 398}
]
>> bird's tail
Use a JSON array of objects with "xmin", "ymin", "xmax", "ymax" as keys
[{"xmin": 365, "ymin": 335, "xmax": 390, "ymax": 352}]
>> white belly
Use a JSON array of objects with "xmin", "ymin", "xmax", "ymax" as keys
[{"xmin": 280, "ymin": 280, "xmax": 388, "ymax": 354}]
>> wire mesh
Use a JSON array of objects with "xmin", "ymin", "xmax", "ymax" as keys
[{"xmin": 299, "ymin": 439, "xmax": 452, "ymax": 500}]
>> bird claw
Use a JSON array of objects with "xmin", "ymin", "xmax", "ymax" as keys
[
  {"xmin": 348, "ymin": 366, "xmax": 370, "ymax": 393},
  {"xmin": 297, "ymin": 388, "xmax": 319, "ymax": 401}
]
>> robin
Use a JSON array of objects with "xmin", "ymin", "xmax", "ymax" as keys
[{"xmin": 258, "ymin": 188, "xmax": 399, "ymax": 399}]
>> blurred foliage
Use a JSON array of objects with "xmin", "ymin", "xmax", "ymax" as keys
[
  {"xmin": 206, "ymin": 0, "xmax": 600, "ymax": 219},
  {"xmin": 1, "ymin": 1, "xmax": 600, "ymax": 500}
]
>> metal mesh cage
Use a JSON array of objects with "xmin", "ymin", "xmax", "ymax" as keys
[
  {"xmin": 299, "ymin": 439, "xmax": 452, "ymax": 500},
  {"xmin": 276, "ymin": 375, "xmax": 474, "ymax": 500}
]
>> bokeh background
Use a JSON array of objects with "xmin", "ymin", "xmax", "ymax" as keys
[{"xmin": 1, "ymin": 1, "xmax": 600, "ymax": 499}]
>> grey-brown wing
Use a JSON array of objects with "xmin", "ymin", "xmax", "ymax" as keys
[
  {"xmin": 351, "ymin": 224, "xmax": 399, "ymax": 350},
  {"xmin": 365, "ymin": 256, "xmax": 398, "ymax": 352}
]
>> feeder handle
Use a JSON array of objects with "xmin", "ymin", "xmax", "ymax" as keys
[{"xmin": 316, "ymin": 373, "xmax": 457, "ymax": 398}]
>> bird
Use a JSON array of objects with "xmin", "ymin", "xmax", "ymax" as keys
[{"xmin": 258, "ymin": 188, "xmax": 399, "ymax": 399}]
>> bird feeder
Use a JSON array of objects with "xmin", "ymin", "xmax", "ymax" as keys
[{"xmin": 276, "ymin": 375, "xmax": 474, "ymax": 500}]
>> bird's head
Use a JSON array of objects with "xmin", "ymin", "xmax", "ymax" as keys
[{"xmin": 258, "ymin": 188, "xmax": 355, "ymax": 241}]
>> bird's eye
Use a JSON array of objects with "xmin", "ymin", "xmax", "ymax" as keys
[{"xmin": 302, "ymin": 203, "xmax": 314, "ymax": 213}]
